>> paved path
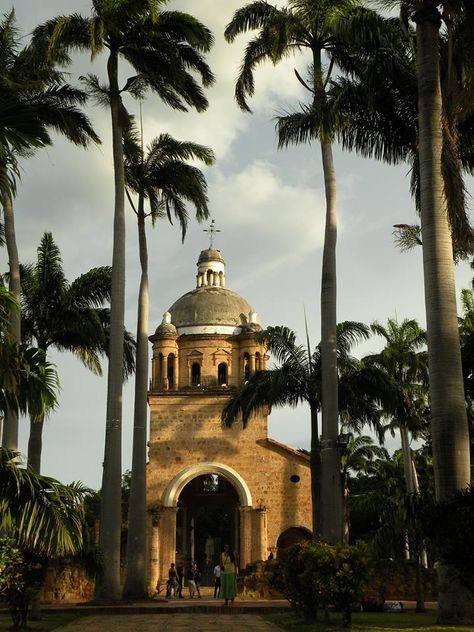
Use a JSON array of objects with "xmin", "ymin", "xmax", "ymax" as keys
[{"xmin": 55, "ymin": 613, "xmax": 282, "ymax": 632}]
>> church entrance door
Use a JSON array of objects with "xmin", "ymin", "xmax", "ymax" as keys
[{"xmin": 176, "ymin": 474, "xmax": 239, "ymax": 585}]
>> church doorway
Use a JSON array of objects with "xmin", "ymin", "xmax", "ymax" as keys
[{"xmin": 175, "ymin": 474, "xmax": 240, "ymax": 585}]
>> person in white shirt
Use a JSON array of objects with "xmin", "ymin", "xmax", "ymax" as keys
[{"xmin": 213, "ymin": 563, "xmax": 221, "ymax": 598}]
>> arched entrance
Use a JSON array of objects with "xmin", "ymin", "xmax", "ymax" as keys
[
  {"xmin": 176, "ymin": 474, "xmax": 239, "ymax": 584},
  {"xmin": 159, "ymin": 463, "xmax": 254, "ymax": 585}
]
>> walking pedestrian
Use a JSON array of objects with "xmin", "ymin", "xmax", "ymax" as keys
[
  {"xmin": 193, "ymin": 563, "xmax": 202, "ymax": 598},
  {"xmin": 213, "ymin": 562, "xmax": 221, "ymax": 598}
]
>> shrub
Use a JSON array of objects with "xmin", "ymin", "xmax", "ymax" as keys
[
  {"xmin": 281, "ymin": 540, "xmax": 373, "ymax": 627},
  {"xmin": 0, "ymin": 538, "xmax": 46, "ymax": 630},
  {"xmin": 425, "ymin": 485, "xmax": 474, "ymax": 592}
]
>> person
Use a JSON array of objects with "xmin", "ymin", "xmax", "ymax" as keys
[
  {"xmin": 193, "ymin": 563, "xmax": 202, "ymax": 598},
  {"xmin": 166, "ymin": 562, "xmax": 178, "ymax": 599},
  {"xmin": 213, "ymin": 562, "xmax": 221, "ymax": 598},
  {"xmin": 220, "ymin": 543, "xmax": 237, "ymax": 606},
  {"xmin": 187, "ymin": 564, "xmax": 197, "ymax": 598},
  {"xmin": 176, "ymin": 560, "xmax": 185, "ymax": 598}
]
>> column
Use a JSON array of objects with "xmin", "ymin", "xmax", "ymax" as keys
[
  {"xmin": 149, "ymin": 509, "xmax": 160, "ymax": 594},
  {"xmin": 249, "ymin": 353, "xmax": 256, "ymax": 377},
  {"xmin": 254, "ymin": 507, "xmax": 267, "ymax": 561},
  {"xmin": 239, "ymin": 506, "xmax": 252, "ymax": 569},
  {"xmin": 158, "ymin": 506, "xmax": 178, "ymax": 582}
]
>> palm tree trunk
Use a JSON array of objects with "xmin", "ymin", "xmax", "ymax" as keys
[
  {"xmin": 319, "ymin": 138, "xmax": 343, "ymax": 543},
  {"xmin": 27, "ymin": 412, "xmax": 44, "ymax": 620},
  {"xmin": 0, "ymin": 164, "xmax": 20, "ymax": 449},
  {"xmin": 415, "ymin": 5, "xmax": 472, "ymax": 622},
  {"xmin": 400, "ymin": 424, "xmax": 415, "ymax": 493},
  {"xmin": 123, "ymin": 207, "xmax": 149, "ymax": 599},
  {"xmin": 96, "ymin": 49, "xmax": 126, "ymax": 601},
  {"xmin": 27, "ymin": 417, "xmax": 44, "ymax": 473},
  {"xmin": 310, "ymin": 404, "xmax": 321, "ymax": 538}
]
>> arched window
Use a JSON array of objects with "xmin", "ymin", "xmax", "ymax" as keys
[
  {"xmin": 276, "ymin": 527, "xmax": 312, "ymax": 557},
  {"xmin": 191, "ymin": 362, "xmax": 201, "ymax": 386},
  {"xmin": 218, "ymin": 362, "xmax": 227, "ymax": 386},
  {"xmin": 167, "ymin": 354, "xmax": 174, "ymax": 389}
]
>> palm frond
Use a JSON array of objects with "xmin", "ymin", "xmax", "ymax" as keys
[{"xmin": 0, "ymin": 447, "xmax": 85, "ymax": 556}]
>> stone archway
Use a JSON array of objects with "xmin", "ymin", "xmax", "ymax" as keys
[
  {"xmin": 162, "ymin": 462, "xmax": 253, "ymax": 508},
  {"xmin": 155, "ymin": 463, "xmax": 255, "ymax": 586}
]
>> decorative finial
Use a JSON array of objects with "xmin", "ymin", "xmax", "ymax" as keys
[{"xmin": 203, "ymin": 218, "xmax": 220, "ymax": 248}]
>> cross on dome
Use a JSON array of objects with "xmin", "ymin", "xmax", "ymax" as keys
[{"xmin": 203, "ymin": 218, "xmax": 221, "ymax": 248}]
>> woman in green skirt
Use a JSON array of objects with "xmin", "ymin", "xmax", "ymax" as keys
[{"xmin": 220, "ymin": 543, "xmax": 237, "ymax": 605}]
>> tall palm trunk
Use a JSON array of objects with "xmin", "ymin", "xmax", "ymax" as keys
[
  {"xmin": 27, "ymin": 418, "xmax": 44, "ymax": 472},
  {"xmin": 97, "ymin": 49, "xmax": 126, "ymax": 601},
  {"xmin": 400, "ymin": 423, "xmax": 415, "ymax": 493},
  {"xmin": 1, "ymin": 164, "xmax": 20, "ymax": 449},
  {"xmin": 123, "ymin": 204, "xmax": 148, "ymax": 598},
  {"xmin": 312, "ymin": 47, "xmax": 343, "ymax": 544},
  {"xmin": 319, "ymin": 138, "xmax": 343, "ymax": 544},
  {"xmin": 27, "ymin": 337, "xmax": 48, "ymax": 474},
  {"xmin": 310, "ymin": 404, "xmax": 321, "ymax": 537},
  {"xmin": 415, "ymin": 6, "xmax": 472, "ymax": 622}
]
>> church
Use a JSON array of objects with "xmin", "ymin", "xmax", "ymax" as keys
[{"xmin": 146, "ymin": 245, "xmax": 312, "ymax": 590}]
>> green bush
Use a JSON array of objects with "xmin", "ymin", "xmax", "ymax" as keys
[
  {"xmin": 425, "ymin": 485, "xmax": 474, "ymax": 591},
  {"xmin": 281, "ymin": 541, "xmax": 373, "ymax": 627},
  {"xmin": 0, "ymin": 538, "xmax": 46, "ymax": 630}
]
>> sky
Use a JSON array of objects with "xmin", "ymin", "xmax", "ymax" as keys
[{"xmin": 4, "ymin": 0, "xmax": 474, "ymax": 489}]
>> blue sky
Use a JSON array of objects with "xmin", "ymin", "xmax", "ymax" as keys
[{"xmin": 5, "ymin": 0, "xmax": 473, "ymax": 488}]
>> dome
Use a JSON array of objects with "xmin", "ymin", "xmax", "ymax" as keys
[
  {"xmin": 197, "ymin": 248, "xmax": 225, "ymax": 264},
  {"xmin": 155, "ymin": 322, "xmax": 178, "ymax": 336},
  {"xmin": 159, "ymin": 244, "xmax": 262, "ymax": 336},
  {"xmin": 168, "ymin": 286, "xmax": 260, "ymax": 335},
  {"xmin": 154, "ymin": 311, "xmax": 177, "ymax": 337}
]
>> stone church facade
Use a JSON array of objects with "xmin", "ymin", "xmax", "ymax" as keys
[{"xmin": 147, "ymin": 247, "xmax": 312, "ymax": 590}]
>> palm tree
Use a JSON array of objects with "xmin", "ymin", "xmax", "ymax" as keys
[
  {"xmin": 0, "ymin": 447, "xmax": 85, "ymax": 557},
  {"xmin": 34, "ymin": 1, "xmax": 214, "ymax": 599},
  {"xmin": 365, "ymin": 318, "xmax": 428, "ymax": 496},
  {"xmin": 330, "ymin": 11, "xmax": 474, "ymax": 260},
  {"xmin": 406, "ymin": 3, "xmax": 471, "ymax": 619},
  {"xmin": 0, "ymin": 446, "xmax": 86, "ymax": 629},
  {"xmin": 340, "ymin": 433, "xmax": 388, "ymax": 542},
  {"xmin": 225, "ymin": 0, "xmax": 388, "ymax": 542},
  {"xmin": 0, "ymin": 10, "xmax": 99, "ymax": 451},
  {"xmin": 0, "ymin": 285, "xmax": 59, "ymax": 429},
  {"xmin": 19, "ymin": 232, "xmax": 135, "ymax": 474},
  {"xmin": 122, "ymin": 128, "xmax": 214, "ymax": 597},
  {"xmin": 371, "ymin": 1, "xmax": 472, "ymax": 494},
  {"xmin": 222, "ymin": 321, "xmax": 390, "ymax": 538}
]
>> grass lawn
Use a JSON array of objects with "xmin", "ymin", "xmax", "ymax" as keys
[
  {"xmin": 0, "ymin": 612, "xmax": 78, "ymax": 631},
  {"xmin": 265, "ymin": 611, "xmax": 474, "ymax": 632}
]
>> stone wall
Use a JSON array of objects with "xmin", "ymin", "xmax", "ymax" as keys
[{"xmin": 40, "ymin": 562, "xmax": 95, "ymax": 603}]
